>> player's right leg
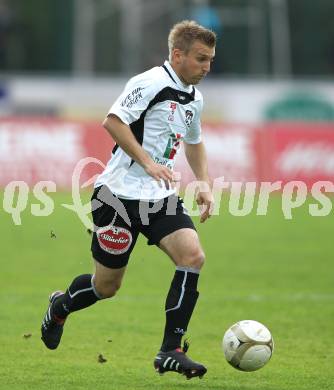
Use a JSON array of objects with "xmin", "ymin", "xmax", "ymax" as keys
[
  {"xmin": 41, "ymin": 185, "xmax": 138, "ymax": 350},
  {"xmin": 41, "ymin": 263, "xmax": 126, "ymax": 350}
]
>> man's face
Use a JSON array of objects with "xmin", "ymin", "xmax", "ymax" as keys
[{"xmin": 176, "ymin": 40, "xmax": 215, "ymax": 85}]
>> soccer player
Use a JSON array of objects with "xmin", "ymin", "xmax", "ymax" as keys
[{"xmin": 41, "ymin": 20, "xmax": 216, "ymax": 380}]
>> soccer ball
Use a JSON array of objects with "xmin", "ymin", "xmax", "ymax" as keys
[{"xmin": 222, "ymin": 320, "xmax": 274, "ymax": 372}]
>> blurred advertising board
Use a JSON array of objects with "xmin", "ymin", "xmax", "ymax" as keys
[
  {"xmin": 8, "ymin": 78, "xmax": 334, "ymax": 124},
  {"xmin": 0, "ymin": 117, "xmax": 113, "ymax": 188},
  {"xmin": 0, "ymin": 118, "xmax": 333, "ymax": 189},
  {"xmin": 260, "ymin": 123, "xmax": 334, "ymax": 187},
  {"xmin": 176, "ymin": 123, "xmax": 261, "ymax": 184}
]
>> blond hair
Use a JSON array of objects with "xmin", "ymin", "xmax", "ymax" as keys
[{"xmin": 168, "ymin": 20, "xmax": 216, "ymax": 61}]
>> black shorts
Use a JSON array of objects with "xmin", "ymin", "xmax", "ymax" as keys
[{"xmin": 90, "ymin": 185, "xmax": 196, "ymax": 269}]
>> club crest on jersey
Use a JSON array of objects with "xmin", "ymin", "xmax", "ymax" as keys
[
  {"xmin": 97, "ymin": 225, "xmax": 132, "ymax": 255},
  {"xmin": 185, "ymin": 110, "xmax": 194, "ymax": 127}
]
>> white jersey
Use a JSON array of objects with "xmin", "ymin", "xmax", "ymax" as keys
[{"xmin": 95, "ymin": 60, "xmax": 203, "ymax": 200}]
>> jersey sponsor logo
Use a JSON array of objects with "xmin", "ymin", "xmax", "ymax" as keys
[
  {"xmin": 163, "ymin": 132, "xmax": 182, "ymax": 160},
  {"xmin": 154, "ymin": 156, "xmax": 173, "ymax": 169},
  {"xmin": 185, "ymin": 110, "xmax": 194, "ymax": 127},
  {"xmin": 121, "ymin": 87, "xmax": 145, "ymax": 109},
  {"xmin": 97, "ymin": 225, "xmax": 132, "ymax": 255}
]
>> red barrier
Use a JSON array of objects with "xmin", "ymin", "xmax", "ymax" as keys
[
  {"xmin": 260, "ymin": 123, "xmax": 334, "ymax": 186},
  {"xmin": 0, "ymin": 117, "xmax": 114, "ymax": 188},
  {"xmin": 1, "ymin": 118, "xmax": 333, "ymax": 189},
  {"xmin": 175, "ymin": 123, "xmax": 261, "ymax": 183}
]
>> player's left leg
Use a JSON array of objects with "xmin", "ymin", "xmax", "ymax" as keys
[
  {"xmin": 158, "ymin": 228, "xmax": 205, "ymax": 350},
  {"xmin": 140, "ymin": 195, "xmax": 206, "ymax": 378},
  {"xmin": 154, "ymin": 228, "xmax": 207, "ymax": 379}
]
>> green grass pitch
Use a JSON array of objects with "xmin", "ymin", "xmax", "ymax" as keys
[{"xmin": 0, "ymin": 191, "xmax": 333, "ymax": 390}]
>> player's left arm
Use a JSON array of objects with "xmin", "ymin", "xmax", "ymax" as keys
[{"xmin": 184, "ymin": 141, "xmax": 214, "ymax": 223}]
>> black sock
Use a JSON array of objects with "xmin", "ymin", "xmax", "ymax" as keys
[
  {"xmin": 160, "ymin": 267, "xmax": 199, "ymax": 352},
  {"xmin": 53, "ymin": 274, "xmax": 102, "ymax": 319}
]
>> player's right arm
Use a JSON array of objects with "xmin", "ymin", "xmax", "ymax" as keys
[
  {"xmin": 103, "ymin": 72, "xmax": 173, "ymax": 185},
  {"xmin": 103, "ymin": 114, "xmax": 173, "ymax": 184}
]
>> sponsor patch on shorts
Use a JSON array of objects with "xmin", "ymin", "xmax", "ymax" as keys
[{"xmin": 97, "ymin": 225, "xmax": 132, "ymax": 255}]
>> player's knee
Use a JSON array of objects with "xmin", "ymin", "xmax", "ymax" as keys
[
  {"xmin": 95, "ymin": 280, "xmax": 122, "ymax": 299},
  {"xmin": 191, "ymin": 250, "xmax": 205, "ymax": 269},
  {"xmin": 179, "ymin": 249, "xmax": 205, "ymax": 270}
]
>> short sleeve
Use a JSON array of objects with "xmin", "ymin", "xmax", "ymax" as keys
[
  {"xmin": 183, "ymin": 96, "xmax": 203, "ymax": 144},
  {"xmin": 108, "ymin": 73, "xmax": 157, "ymax": 125}
]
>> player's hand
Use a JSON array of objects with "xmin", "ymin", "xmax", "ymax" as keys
[
  {"xmin": 196, "ymin": 189, "xmax": 214, "ymax": 223},
  {"xmin": 144, "ymin": 161, "xmax": 175, "ymax": 189}
]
